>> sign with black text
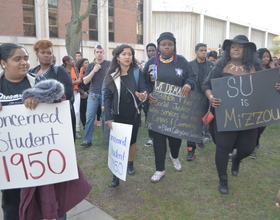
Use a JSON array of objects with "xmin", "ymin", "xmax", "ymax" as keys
[
  {"xmin": 146, "ymin": 81, "xmax": 206, "ymax": 142},
  {"xmin": 0, "ymin": 101, "xmax": 78, "ymax": 190},
  {"xmin": 211, "ymin": 68, "xmax": 280, "ymax": 131}
]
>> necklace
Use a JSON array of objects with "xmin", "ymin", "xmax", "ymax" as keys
[
  {"xmin": 160, "ymin": 55, "xmax": 174, "ymax": 63},
  {"xmin": 228, "ymin": 63, "xmax": 244, "ymax": 71}
]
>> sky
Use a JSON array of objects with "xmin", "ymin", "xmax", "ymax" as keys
[{"xmin": 154, "ymin": 0, "xmax": 280, "ymax": 35}]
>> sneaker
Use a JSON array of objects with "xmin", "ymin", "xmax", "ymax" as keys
[
  {"xmin": 169, "ymin": 154, "xmax": 182, "ymax": 171},
  {"xmin": 249, "ymin": 150, "xmax": 256, "ymax": 159},
  {"xmin": 151, "ymin": 171, "xmax": 165, "ymax": 183},
  {"xmin": 186, "ymin": 147, "xmax": 195, "ymax": 161},
  {"xmin": 197, "ymin": 142, "xmax": 205, "ymax": 149},
  {"xmin": 95, "ymin": 121, "xmax": 101, "ymax": 127},
  {"xmin": 76, "ymin": 132, "xmax": 82, "ymax": 139},
  {"xmin": 80, "ymin": 142, "xmax": 92, "ymax": 147},
  {"xmin": 145, "ymin": 139, "xmax": 153, "ymax": 147},
  {"xmin": 203, "ymin": 137, "xmax": 211, "ymax": 144}
]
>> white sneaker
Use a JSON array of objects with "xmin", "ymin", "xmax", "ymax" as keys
[
  {"xmin": 169, "ymin": 154, "xmax": 182, "ymax": 171},
  {"xmin": 151, "ymin": 171, "xmax": 165, "ymax": 183},
  {"xmin": 144, "ymin": 139, "xmax": 153, "ymax": 147}
]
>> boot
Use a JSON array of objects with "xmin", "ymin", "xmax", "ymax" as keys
[
  {"xmin": 231, "ymin": 154, "xmax": 241, "ymax": 176},
  {"xmin": 127, "ymin": 161, "xmax": 135, "ymax": 175},
  {"xmin": 218, "ymin": 175, "xmax": 228, "ymax": 194},
  {"xmin": 108, "ymin": 175, "xmax": 119, "ymax": 188}
]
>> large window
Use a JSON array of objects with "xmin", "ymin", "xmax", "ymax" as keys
[
  {"xmin": 22, "ymin": 0, "xmax": 36, "ymax": 36},
  {"xmin": 48, "ymin": 0, "xmax": 58, "ymax": 38},
  {"xmin": 108, "ymin": 0, "xmax": 114, "ymax": 42},
  {"xmin": 89, "ymin": 0, "xmax": 98, "ymax": 41},
  {"xmin": 136, "ymin": 0, "xmax": 143, "ymax": 44}
]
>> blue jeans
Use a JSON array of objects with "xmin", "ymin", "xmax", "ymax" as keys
[{"xmin": 83, "ymin": 93, "xmax": 102, "ymax": 142}]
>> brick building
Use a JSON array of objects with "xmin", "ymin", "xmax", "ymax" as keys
[{"xmin": 0, "ymin": 0, "xmax": 152, "ymax": 67}]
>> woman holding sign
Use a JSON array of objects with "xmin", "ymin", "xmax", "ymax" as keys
[
  {"xmin": 0, "ymin": 43, "xmax": 91, "ymax": 220},
  {"xmin": 202, "ymin": 35, "xmax": 264, "ymax": 194},
  {"xmin": 143, "ymin": 32, "xmax": 196, "ymax": 182},
  {"xmin": 104, "ymin": 44, "xmax": 147, "ymax": 187}
]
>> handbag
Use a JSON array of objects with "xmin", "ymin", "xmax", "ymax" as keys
[{"xmin": 202, "ymin": 104, "xmax": 215, "ymax": 125}]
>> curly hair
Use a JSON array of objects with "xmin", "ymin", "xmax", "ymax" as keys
[
  {"xmin": 257, "ymin": 48, "xmax": 272, "ymax": 69},
  {"xmin": 33, "ymin": 39, "xmax": 53, "ymax": 52},
  {"xmin": 215, "ymin": 44, "xmax": 260, "ymax": 73}
]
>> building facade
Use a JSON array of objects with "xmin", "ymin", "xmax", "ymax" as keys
[
  {"xmin": 0, "ymin": 0, "xmax": 152, "ymax": 67},
  {"xmin": 0, "ymin": 0, "xmax": 279, "ymax": 67}
]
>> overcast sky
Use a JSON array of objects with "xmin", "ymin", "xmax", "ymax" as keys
[{"xmin": 154, "ymin": 0, "xmax": 280, "ymax": 35}]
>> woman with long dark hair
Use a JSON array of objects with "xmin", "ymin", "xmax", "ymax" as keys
[
  {"xmin": 104, "ymin": 44, "xmax": 147, "ymax": 187},
  {"xmin": 202, "ymin": 35, "xmax": 264, "ymax": 194}
]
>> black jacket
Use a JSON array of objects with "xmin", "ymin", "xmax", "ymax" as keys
[
  {"xmin": 104, "ymin": 67, "xmax": 146, "ymax": 122},
  {"xmin": 188, "ymin": 59, "xmax": 214, "ymax": 94}
]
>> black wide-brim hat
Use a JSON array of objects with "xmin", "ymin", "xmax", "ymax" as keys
[{"xmin": 222, "ymin": 35, "xmax": 256, "ymax": 51}]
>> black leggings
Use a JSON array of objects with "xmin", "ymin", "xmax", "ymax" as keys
[
  {"xmin": 151, "ymin": 131, "xmax": 182, "ymax": 171},
  {"xmin": 210, "ymin": 120, "xmax": 258, "ymax": 176}
]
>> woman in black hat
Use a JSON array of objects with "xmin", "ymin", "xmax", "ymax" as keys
[
  {"xmin": 144, "ymin": 32, "xmax": 196, "ymax": 182},
  {"xmin": 202, "ymin": 35, "xmax": 263, "ymax": 194}
]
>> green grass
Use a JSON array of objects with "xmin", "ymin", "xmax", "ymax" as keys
[{"xmin": 75, "ymin": 119, "xmax": 280, "ymax": 220}]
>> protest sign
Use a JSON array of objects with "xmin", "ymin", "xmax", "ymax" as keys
[
  {"xmin": 0, "ymin": 101, "xmax": 78, "ymax": 190},
  {"xmin": 146, "ymin": 81, "xmax": 207, "ymax": 143},
  {"xmin": 211, "ymin": 67, "xmax": 280, "ymax": 131},
  {"xmin": 108, "ymin": 122, "xmax": 132, "ymax": 181}
]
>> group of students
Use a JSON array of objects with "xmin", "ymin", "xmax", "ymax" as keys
[
  {"xmin": 0, "ymin": 40, "xmax": 92, "ymax": 219},
  {"xmin": 100, "ymin": 32, "xmax": 280, "ymax": 198},
  {"xmin": 1, "ymin": 32, "xmax": 280, "ymax": 219}
]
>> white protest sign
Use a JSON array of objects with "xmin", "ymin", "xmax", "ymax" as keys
[
  {"xmin": 108, "ymin": 122, "xmax": 132, "ymax": 181},
  {"xmin": 0, "ymin": 101, "xmax": 78, "ymax": 190}
]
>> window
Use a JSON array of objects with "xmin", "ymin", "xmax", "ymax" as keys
[
  {"xmin": 22, "ymin": 0, "xmax": 36, "ymax": 36},
  {"xmin": 136, "ymin": 0, "xmax": 143, "ymax": 44},
  {"xmin": 48, "ymin": 0, "xmax": 58, "ymax": 38},
  {"xmin": 108, "ymin": 0, "xmax": 114, "ymax": 42},
  {"xmin": 89, "ymin": 0, "xmax": 98, "ymax": 41}
]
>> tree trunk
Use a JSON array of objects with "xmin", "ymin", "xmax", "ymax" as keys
[{"xmin": 65, "ymin": 0, "xmax": 95, "ymax": 58}]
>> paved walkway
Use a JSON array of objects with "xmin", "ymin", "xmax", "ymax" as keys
[{"xmin": 0, "ymin": 195, "xmax": 115, "ymax": 220}]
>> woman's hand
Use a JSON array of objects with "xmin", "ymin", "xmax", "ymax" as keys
[
  {"xmin": 24, "ymin": 97, "xmax": 40, "ymax": 110},
  {"xmin": 149, "ymin": 93, "xmax": 157, "ymax": 104},
  {"xmin": 107, "ymin": 120, "xmax": 114, "ymax": 130},
  {"xmin": 269, "ymin": 61, "xmax": 275, "ymax": 69},
  {"xmin": 135, "ymin": 91, "xmax": 147, "ymax": 102},
  {"xmin": 181, "ymin": 84, "xmax": 191, "ymax": 97},
  {"xmin": 209, "ymin": 94, "xmax": 222, "ymax": 108},
  {"xmin": 275, "ymin": 83, "xmax": 280, "ymax": 91}
]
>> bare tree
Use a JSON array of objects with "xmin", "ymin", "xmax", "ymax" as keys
[{"xmin": 65, "ymin": 0, "xmax": 94, "ymax": 58}]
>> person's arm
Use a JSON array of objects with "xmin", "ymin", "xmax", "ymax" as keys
[
  {"xmin": 181, "ymin": 61, "xmax": 196, "ymax": 96},
  {"xmin": 83, "ymin": 63, "xmax": 102, "ymax": 85},
  {"xmin": 135, "ymin": 69, "xmax": 147, "ymax": 102},
  {"xmin": 57, "ymin": 66, "xmax": 74, "ymax": 101}
]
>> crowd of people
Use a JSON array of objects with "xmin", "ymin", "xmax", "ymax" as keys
[{"xmin": 1, "ymin": 32, "xmax": 280, "ymax": 219}]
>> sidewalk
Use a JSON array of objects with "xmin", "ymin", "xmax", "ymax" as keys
[{"xmin": 0, "ymin": 195, "xmax": 115, "ymax": 220}]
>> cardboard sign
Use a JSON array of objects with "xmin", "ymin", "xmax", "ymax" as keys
[
  {"xmin": 211, "ymin": 67, "xmax": 280, "ymax": 131},
  {"xmin": 146, "ymin": 81, "xmax": 207, "ymax": 143},
  {"xmin": 108, "ymin": 122, "xmax": 132, "ymax": 181},
  {"xmin": 0, "ymin": 101, "xmax": 78, "ymax": 190}
]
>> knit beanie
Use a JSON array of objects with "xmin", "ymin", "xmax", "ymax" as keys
[{"xmin": 155, "ymin": 32, "xmax": 178, "ymax": 65}]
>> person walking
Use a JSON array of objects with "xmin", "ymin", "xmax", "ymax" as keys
[
  {"xmin": 186, "ymin": 43, "xmax": 214, "ymax": 161},
  {"xmin": 143, "ymin": 32, "xmax": 196, "ymax": 183},
  {"xmin": 80, "ymin": 45, "xmax": 110, "ymax": 147},
  {"xmin": 202, "ymin": 35, "xmax": 264, "ymax": 194},
  {"xmin": 104, "ymin": 44, "xmax": 147, "ymax": 187}
]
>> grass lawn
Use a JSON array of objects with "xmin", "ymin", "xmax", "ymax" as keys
[{"xmin": 75, "ymin": 119, "xmax": 280, "ymax": 220}]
